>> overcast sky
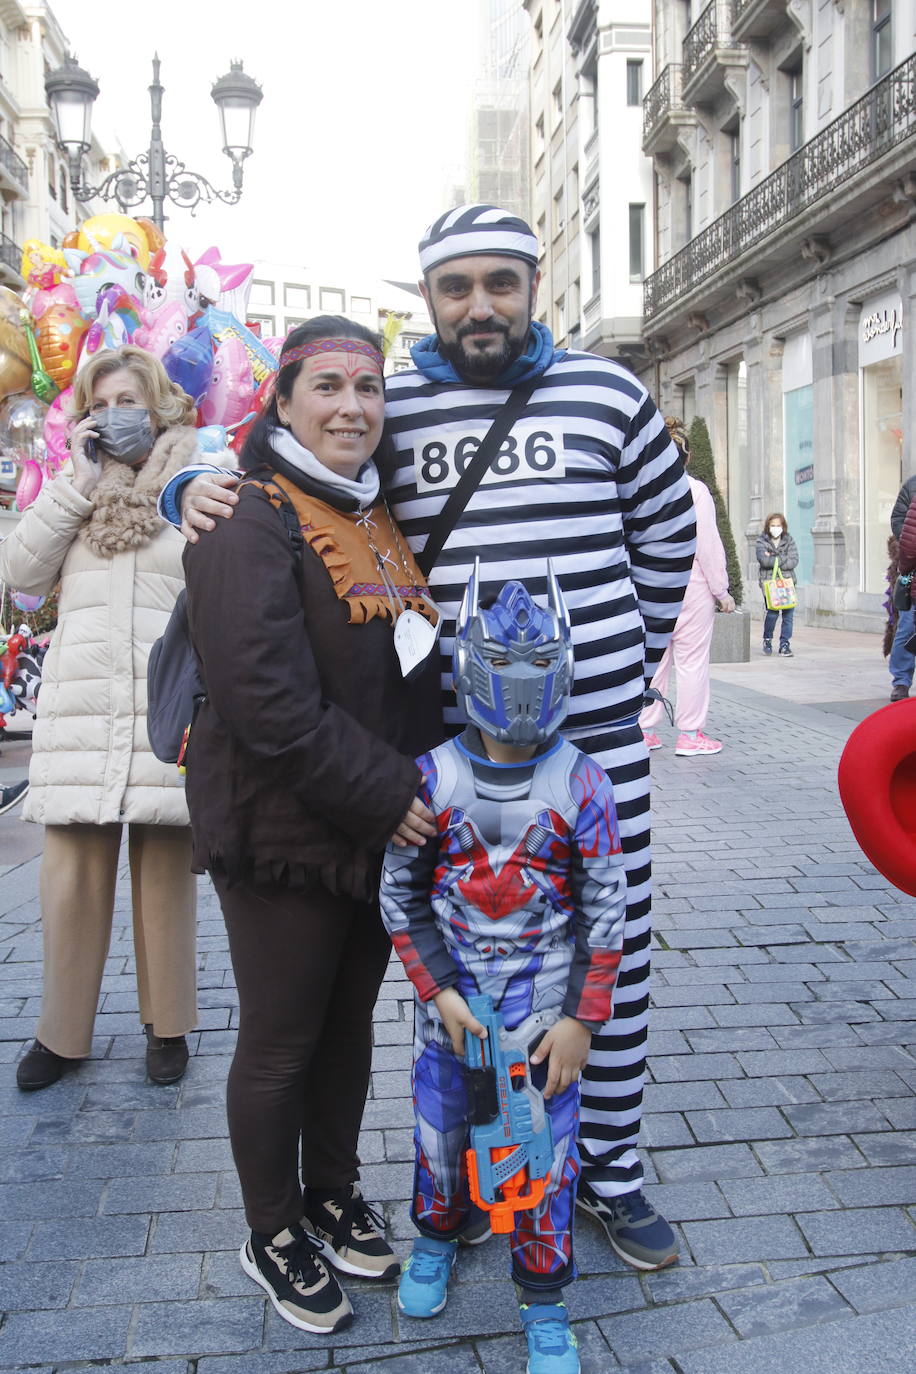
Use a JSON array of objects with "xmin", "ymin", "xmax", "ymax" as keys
[{"xmin": 50, "ymin": 0, "xmax": 483, "ymax": 282}]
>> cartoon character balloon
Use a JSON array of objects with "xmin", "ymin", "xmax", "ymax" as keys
[
  {"xmin": 0, "ymin": 288, "xmax": 33, "ymax": 400},
  {"xmin": 36, "ymin": 303, "xmax": 89, "ymax": 388},
  {"xmin": 199, "ymin": 336, "xmax": 253, "ymax": 427},
  {"xmin": 77, "ymin": 213, "xmax": 151, "ymax": 269},
  {"xmin": 162, "ymin": 326, "xmax": 213, "ymax": 405},
  {"xmin": 43, "ymin": 389, "xmax": 73, "ymax": 469},
  {"xmin": 133, "ymin": 300, "xmax": 188, "ymax": 359}
]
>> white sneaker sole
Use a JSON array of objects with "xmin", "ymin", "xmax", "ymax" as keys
[
  {"xmin": 313, "ymin": 1233, "xmax": 400, "ymax": 1279},
  {"xmin": 239, "ymin": 1242, "xmax": 353, "ymax": 1333},
  {"xmin": 674, "ymin": 745, "xmax": 722, "ymax": 757},
  {"xmin": 575, "ymin": 1196, "xmax": 679, "ymax": 1272}
]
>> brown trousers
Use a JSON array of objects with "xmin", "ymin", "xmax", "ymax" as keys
[
  {"xmin": 215, "ymin": 874, "xmax": 392, "ymax": 1235},
  {"xmin": 37, "ymin": 822, "xmax": 198, "ymax": 1058}
]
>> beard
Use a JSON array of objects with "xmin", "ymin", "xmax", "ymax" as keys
[{"xmin": 437, "ymin": 315, "xmax": 531, "ymax": 381}]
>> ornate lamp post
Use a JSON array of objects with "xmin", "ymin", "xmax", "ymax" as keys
[{"xmin": 45, "ymin": 54, "xmax": 262, "ymax": 232}]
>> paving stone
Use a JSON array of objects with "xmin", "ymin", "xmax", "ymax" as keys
[
  {"xmin": 598, "ymin": 1298, "xmax": 737, "ymax": 1364},
  {"xmin": 129, "ymin": 1296, "xmax": 265, "ymax": 1356},
  {"xmin": 711, "ymin": 1003, "xmax": 800, "ymax": 1026},
  {"xmin": 641, "ymin": 1113, "xmax": 694, "ymax": 1147},
  {"xmin": 644, "ymin": 1262, "xmax": 766, "ymax": 1303},
  {"xmin": 643, "ymin": 1082, "xmax": 727, "ymax": 1112},
  {"xmin": 682, "ymin": 1215, "xmax": 808, "ymax": 1264},
  {"xmin": 822, "ymin": 1166, "xmax": 916, "ymax": 1208},
  {"xmin": 719, "ymin": 1076, "xmax": 820, "ymax": 1108},
  {"xmin": 782, "ymin": 1101, "xmax": 891, "ymax": 1137},
  {"xmin": 753, "ymin": 1135, "xmax": 868, "ymax": 1174},
  {"xmin": 0, "ymin": 1257, "xmax": 79, "ymax": 1309},
  {"xmin": 653, "ymin": 1143, "xmax": 763, "ymax": 1183},
  {"xmin": 149, "ymin": 1208, "xmax": 246, "ymax": 1254},
  {"xmin": 642, "ymin": 1182, "xmax": 729, "ymax": 1222},
  {"xmin": 0, "ymin": 1305, "xmax": 132, "ymax": 1363},
  {"xmin": 715, "ymin": 1274, "xmax": 852, "ymax": 1337},
  {"xmin": 684, "ymin": 1107, "xmax": 794, "ymax": 1143},
  {"xmin": 346, "ymin": 1347, "xmax": 482, "ymax": 1374},
  {"xmin": 718, "ymin": 1172, "xmax": 840, "ymax": 1217},
  {"xmin": 683, "ymin": 1027, "xmax": 778, "ymax": 1052},
  {"xmin": 75, "ymin": 1252, "xmax": 203, "ymax": 1304},
  {"xmin": 796, "ymin": 1206, "xmax": 916, "ymax": 1256},
  {"xmin": 851, "ymin": 1129, "xmax": 916, "ymax": 1165},
  {"xmin": 674, "ymin": 1304, "xmax": 916, "ymax": 1374},
  {"xmin": 807, "ymin": 1070, "xmax": 911, "ymax": 1100},
  {"xmin": 828, "ymin": 1256, "xmax": 916, "ymax": 1313},
  {"xmin": 27, "ymin": 1214, "xmax": 150, "ymax": 1260},
  {"xmin": 477, "ymin": 1320, "xmax": 619, "ymax": 1373},
  {"xmin": 197, "ymin": 1353, "xmax": 332, "ymax": 1374},
  {"xmin": 649, "ymin": 1052, "xmax": 744, "ymax": 1082}
]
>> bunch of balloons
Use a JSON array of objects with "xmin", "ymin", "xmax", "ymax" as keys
[{"xmin": 0, "ymin": 211, "xmax": 280, "ymax": 513}]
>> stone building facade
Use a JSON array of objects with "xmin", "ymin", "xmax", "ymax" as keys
[{"xmin": 642, "ymin": 0, "xmax": 915, "ymax": 630}]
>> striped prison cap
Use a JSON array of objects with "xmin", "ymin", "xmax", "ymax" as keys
[{"xmin": 418, "ymin": 204, "xmax": 540, "ymax": 274}]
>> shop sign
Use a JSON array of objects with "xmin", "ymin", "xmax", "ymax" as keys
[
  {"xmin": 795, "ymin": 463, "xmax": 814, "ymax": 485},
  {"xmin": 860, "ymin": 291, "xmax": 903, "ymax": 365}
]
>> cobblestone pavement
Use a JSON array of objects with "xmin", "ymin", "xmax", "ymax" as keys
[{"xmin": 2, "ymin": 630, "xmax": 916, "ymax": 1372}]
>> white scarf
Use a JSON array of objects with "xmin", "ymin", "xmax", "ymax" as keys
[{"xmin": 268, "ymin": 426, "xmax": 380, "ymax": 505}]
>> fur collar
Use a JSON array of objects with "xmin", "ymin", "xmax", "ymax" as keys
[{"xmin": 80, "ymin": 427, "xmax": 201, "ymax": 558}]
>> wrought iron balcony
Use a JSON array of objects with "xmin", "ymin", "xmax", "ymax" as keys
[
  {"xmin": 683, "ymin": 0, "xmax": 744, "ymax": 105},
  {"xmin": 643, "ymin": 64, "xmax": 696, "ymax": 155},
  {"xmin": 644, "ymin": 54, "xmax": 916, "ymax": 322},
  {"xmin": 732, "ymin": 0, "xmax": 790, "ymax": 41},
  {"xmin": 0, "ymin": 231, "xmax": 23, "ymax": 280},
  {"xmin": 0, "ymin": 134, "xmax": 28, "ymax": 196}
]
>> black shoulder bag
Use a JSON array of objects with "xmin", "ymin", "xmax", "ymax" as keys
[{"xmin": 416, "ymin": 376, "xmax": 540, "ymax": 578}]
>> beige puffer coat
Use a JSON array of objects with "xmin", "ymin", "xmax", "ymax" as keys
[{"xmin": 0, "ymin": 428, "xmax": 199, "ymax": 827}]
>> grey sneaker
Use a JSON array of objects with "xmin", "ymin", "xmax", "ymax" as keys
[
  {"xmin": 240, "ymin": 1223, "xmax": 353, "ymax": 1333},
  {"xmin": 576, "ymin": 1182, "xmax": 678, "ymax": 1271}
]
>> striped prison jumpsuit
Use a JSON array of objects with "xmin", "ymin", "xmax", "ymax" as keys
[{"xmin": 384, "ymin": 342, "xmax": 696, "ymax": 1201}]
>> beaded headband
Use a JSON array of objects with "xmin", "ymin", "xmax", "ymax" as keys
[{"xmin": 279, "ymin": 338, "xmax": 384, "ymax": 372}]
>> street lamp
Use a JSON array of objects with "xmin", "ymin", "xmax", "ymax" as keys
[{"xmin": 45, "ymin": 54, "xmax": 262, "ymax": 232}]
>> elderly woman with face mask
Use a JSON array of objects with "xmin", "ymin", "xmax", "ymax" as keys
[{"xmin": 1, "ymin": 345, "xmax": 205, "ymax": 1092}]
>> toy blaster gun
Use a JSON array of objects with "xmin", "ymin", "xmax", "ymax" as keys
[{"xmin": 464, "ymin": 994, "xmax": 557, "ymax": 1234}]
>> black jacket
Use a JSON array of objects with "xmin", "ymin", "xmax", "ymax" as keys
[
  {"xmin": 892, "ymin": 477, "xmax": 916, "ymax": 540},
  {"xmin": 183, "ymin": 479, "xmax": 442, "ymax": 898}
]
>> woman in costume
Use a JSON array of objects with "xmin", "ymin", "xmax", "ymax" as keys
[
  {"xmin": 182, "ymin": 316, "xmax": 442, "ymax": 1336},
  {"xmin": 2, "ymin": 345, "xmax": 202, "ymax": 1091}
]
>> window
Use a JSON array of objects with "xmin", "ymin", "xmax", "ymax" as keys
[
  {"xmin": 729, "ymin": 127, "xmax": 741, "ymax": 202},
  {"xmin": 535, "ymin": 115, "xmax": 545, "ymax": 159},
  {"xmin": 250, "ymin": 279, "xmax": 274, "ymax": 305},
  {"xmin": 320, "ymin": 287, "xmax": 345, "ymax": 311},
  {"xmin": 48, "ymin": 154, "xmax": 56, "ymax": 200},
  {"xmin": 628, "ymin": 204, "xmax": 645, "ymax": 280},
  {"xmin": 552, "ymin": 80, "xmax": 562, "ymax": 120},
  {"xmin": 350, "ymin": 296, "xmax": 371, "ymax": 313},
  {"xmin": 285, "ymin": 316, "xmax": 309, "ymax": 331},
  {"xmin": 537, "ymin": 215, "xmax": 547, "ymax": 261},
  {"xmin": 553, "ymin": 187, "xmax": 565, "ymax": 236},
  {"xmin": 626, "ymin": 60, "xmax": 643, "ymax": 107},
  {"xmin": 284, "ymin": 283, "xmax": 310, "ymax": 309},
  {"xmin": 680, "ymin": 172, "xmax": 693, "ymax": 245},
  {"xmin": 873, "ymin": 0, "xmax": 892, "ymax": 80},
  {"xmin": 248, "ymin": 313, "xmax": 275, "ymax": 335},
  {"xmin": 789, "ymin": 66, "xmax": 804, "ymax": 151},
  {"xmin": 589, "ymin": 227, "xmax": 601, "ymax": 297}
]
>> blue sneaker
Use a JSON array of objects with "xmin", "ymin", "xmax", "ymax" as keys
[
  {"xmin": 520, "ymin": 1302, "xmax": 580, "ymax": 1374},
  {"xmin": 397, "ymin": 1236, "xmax": 457, "ymax": 1317}
]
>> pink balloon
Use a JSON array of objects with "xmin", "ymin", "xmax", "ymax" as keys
[
  {"xmin": 43, "ymin": 389, "xmax": 72, "ymax": 468},
  {"xmin": 262, "ymin": 337, "xmax": 284, "ymax": 359},
  {"xmin": 133, "ymin": 300, "xmax": 188, "ymax": 359},
  {"xmin": 199, "ymin": 336, "xmax": 254, "ymax": 427},
  {"xmin": 30, "ymin": 280, "xmax": 79, "ymax": 321},
  {"xmin": 15, "ymin": 458, "xmax": 43, "ymax": 511}
]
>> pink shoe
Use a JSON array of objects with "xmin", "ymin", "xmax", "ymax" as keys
[
  {"xmin": 642, "ymin": 732, "xmax": 663, "ymax": 750},
  {"xmin": 675, "ymin": 731, "xmax": 722, "ymax": 757}
]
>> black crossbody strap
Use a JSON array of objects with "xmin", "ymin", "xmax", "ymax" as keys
[{"xmin": 417, "ymin": 376, "xmax": 540, "ymax": 577}]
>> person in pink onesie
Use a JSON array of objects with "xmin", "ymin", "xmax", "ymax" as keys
[{"xmin": 639, "ymin": 419, "xmax": 735, "ymax": 757}]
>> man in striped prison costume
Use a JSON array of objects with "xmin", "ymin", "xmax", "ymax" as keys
[
  {"xmin": 158, "ymin": 204, "xmax": 696, "ymax": 1270},
  {"xmin": 379, "ymin": 205, "xmax": 696, "ymax": 1270}
]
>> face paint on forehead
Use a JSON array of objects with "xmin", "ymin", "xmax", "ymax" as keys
[
  {"xmin": 300, "ymin": 352, "xmax": 383, "ymax": 380},
  {"xmin": 279, "ymin": 338, "xmax": 385, "ymax": 375}
]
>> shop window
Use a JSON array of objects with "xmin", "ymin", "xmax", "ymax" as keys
[{"xmin": 863, "ymin": 353, "xmax": 903, "ymax": 592}]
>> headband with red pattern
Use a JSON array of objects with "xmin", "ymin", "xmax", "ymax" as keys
[{"xmin": 279, "ymin": 338, "xmax": 384, "ymax": 373}]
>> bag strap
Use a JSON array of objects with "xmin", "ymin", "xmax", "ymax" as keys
[
  {"xmin": 417, "ymin": 376, "xmax": 541, "ymax": 577},
  {"xmin": 238, "ymin": 476, "xmax": 304, "ymax": 553},
  {"xmin": 772, "ymin": 558, "xmax": 781, "ymax": 579}
]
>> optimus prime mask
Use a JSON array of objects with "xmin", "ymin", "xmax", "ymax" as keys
[{"xmin": 453, "ymin": 559, "xmax": 574, "ymax": 745}]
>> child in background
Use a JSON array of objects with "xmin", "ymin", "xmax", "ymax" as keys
[
  {"xmin": 380, "ymin": 564, "xmax": 627, "ymax": 1374},
  {"xmin": 756, "ymin": 513, "xmax": 799, "ymax": 656}
]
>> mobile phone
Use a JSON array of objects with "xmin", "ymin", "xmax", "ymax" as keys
[{"xmin": 85, "ymin": 437, "xmax": 98, "ymax": 463}]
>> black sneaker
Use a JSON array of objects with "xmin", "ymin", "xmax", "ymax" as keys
[
  {"xmin": 762, "ymin": 639, "xmax": 773, "ymax": 655},
  {"xmin": 144, "ymin": 1025, "xmax": 189, "ymax": 1085},
  {"xmin": 0, "ymin": 780, "xmax": 28, "ymax": 816},
  {"xmin": 240, "ymin": 1222, "xmax": 353, "ymax": 1333},
  {"xmin": 16, "ymin": 1039, "xmax": 73, "ymax": 1092},
  {"xmin": 778, "ymin": 643, "xmax": 794, "ymax": 657},
  {"xmin": 458, "ymin": 1204, "xmax": 492, "ymax": 1246},
  {"xmin": 576, "ymin": 1182, "xmax": 679, "ymax": 1271},
  {"xmin": 891, "ymin": 684, "xmax": 911, "ymax": 702},
  {"xmin": 303, "ymin": 1183, "xmax": 399, "ymax": 1279}
]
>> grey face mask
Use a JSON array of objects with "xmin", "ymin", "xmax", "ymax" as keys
[{"xmin": 94, "ymin": 408, "xmax": 155, "ymax": 465}]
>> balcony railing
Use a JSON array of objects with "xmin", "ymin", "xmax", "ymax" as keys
[
  {"xmin": 0, "ymin": 135, "xmax": 28, "ymax": 193},
  {"xmin": 0, "ymin": 231, "xmax": 22, "ymax": 276},
  {"xmin": 683, "ymin": 0, "xmax": 736, "ymax": 90},
  {"xmin": 644, "ymin": 64, "xmax": 683, "ymax": 145},
  {"xmin": 644, "ymin": 54, "xmax": 916, "ymax": 320}
]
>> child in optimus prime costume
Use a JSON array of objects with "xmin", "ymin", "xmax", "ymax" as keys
[{"xmin": 380, "ymin": 564, "xmax": 627, "ymax": 1374}]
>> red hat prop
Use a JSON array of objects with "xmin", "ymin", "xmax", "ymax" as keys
[{"xmin": 837, "ymin": 698, "xmax": 916, "ymax": 896}]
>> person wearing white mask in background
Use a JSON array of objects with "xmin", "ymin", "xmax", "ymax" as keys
[{"xmin": 756, "ymin": 513, "xmax": 799, "ymax": 657}]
